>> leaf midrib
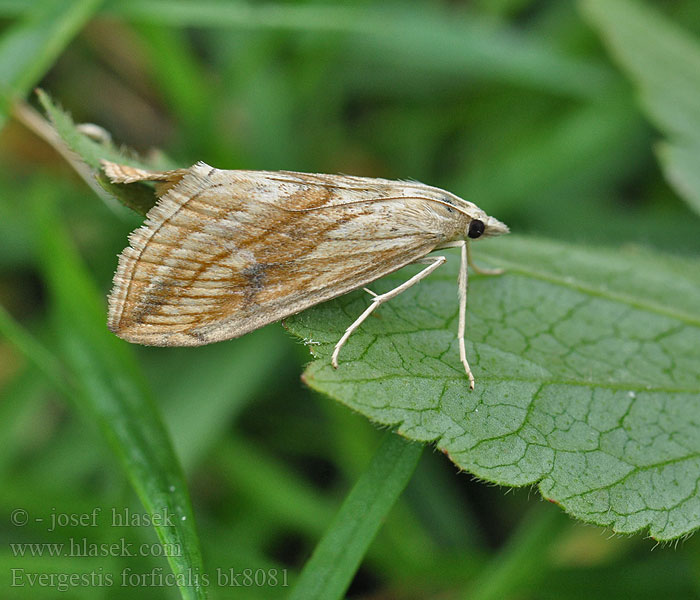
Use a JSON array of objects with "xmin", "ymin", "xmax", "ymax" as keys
[{"xmin": 475, "ymin": 252, "xmax": 700, "ymax": 327}]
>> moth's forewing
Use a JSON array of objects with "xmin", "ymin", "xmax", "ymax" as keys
[{"xmin": 107, "ymin": 164, "xmax": 467, "ymax": 346}]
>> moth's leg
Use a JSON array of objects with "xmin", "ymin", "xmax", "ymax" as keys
[
  {"xmin": 331, "ymin": 255, "xmax": 446, "ymax": 371},
  {"xmin": 466, "ymin": 241, "xmax": 503, "ymax": 276},
  {"xmin": 456, "ymin": 240, "xmax": 476, "ymax": 390},
  {"xmin": 435, "ymin": 240, "xmax": 476, "ymax": 389}
]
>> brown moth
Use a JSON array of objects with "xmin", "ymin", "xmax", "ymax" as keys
[{"xmin": 102, "ymin": 161, "xmax": 509, "ymax": 389}]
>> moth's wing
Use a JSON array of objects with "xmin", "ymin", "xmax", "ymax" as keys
[{"xmin": 107, "ymin": 163, "xmax": 457, "ymax": 346}]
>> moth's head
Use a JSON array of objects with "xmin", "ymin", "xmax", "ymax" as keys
[{"xmin": 466, "ymin": 213, "xmax": 509, "ymax": 241}]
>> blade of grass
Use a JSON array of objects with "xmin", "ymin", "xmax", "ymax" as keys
[
  {"xmin": 288, "ymin": 431, "xmax": 423, "ymax": 600},
  {"xmin": 464, "ymin": 505, "xmax": 569, "ymax": 600},
  {"xmin": 215, "ymin": 432, "xmax": 440, "ymax": 582},
  {"xmin": 30, "ymin": 192, "xmax": 207, "ymax": 600},
  {"xmin": 320, "ymin": 403, "xmax": 452, "ymax": 576}
]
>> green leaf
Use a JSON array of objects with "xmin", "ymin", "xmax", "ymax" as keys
[
  {"xmin": 581, "ymin": 0, "xmax": 700, "ymax": 216},
  {"xmin": 31, "ymin": 193, "xmax": 207, "ymax": 599},
  {"xmin": 0, "ymin": 0, "xmax": 101, "ymax": 126},
  {"xmin": 289, "ymin": 432, "xmax": 422, "ymax": 600},
  {"xmin": 287, "ymin": 236, "xmax": 700, "ymax": 541},
  {"xmin": 37, "ymin": 88, "xmax": 130, "ymax": 171},
  {"xmin": 37, "ymin": 89, "xmax": 164, "ymax": 215}
]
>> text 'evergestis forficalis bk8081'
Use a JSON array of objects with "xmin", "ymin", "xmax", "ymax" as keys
[{"xmin": 102, "ymin": 161, "xmax": 509, "ymax": 389}]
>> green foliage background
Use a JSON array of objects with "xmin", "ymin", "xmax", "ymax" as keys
[{"xmin": 1, "ymin": 0, "xmax": 699, "ymax": 599}]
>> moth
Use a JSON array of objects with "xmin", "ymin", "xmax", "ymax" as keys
[{"xmin": 102, "ymin": 161, "xmax": 509, "ymax": 389}]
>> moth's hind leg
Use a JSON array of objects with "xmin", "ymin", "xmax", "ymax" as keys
[{"xmin": 331, "ymin": 255, "xmax": 446, "ymax": 372}]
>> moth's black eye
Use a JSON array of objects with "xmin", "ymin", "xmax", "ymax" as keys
[{"xmin": 468, "ymin": 219, "xmax": 485, "ymax": 239}]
